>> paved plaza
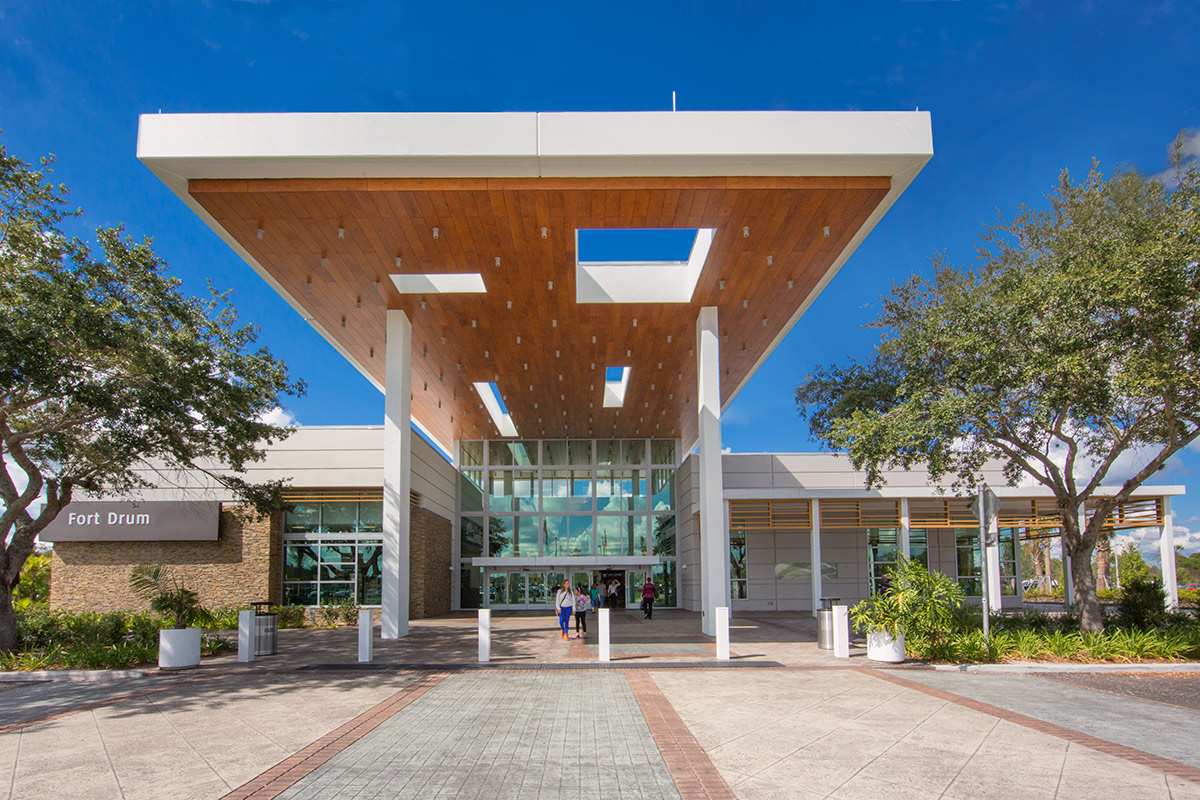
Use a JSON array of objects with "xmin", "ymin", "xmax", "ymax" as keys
[{"xmin": 0, "ymin": 611, "xmax": 1196, "ymax": 799}]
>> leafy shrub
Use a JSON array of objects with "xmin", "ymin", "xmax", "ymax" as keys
[
  {"xmin": 200, "ymin": 633, "xmax": 231, "ymax": 656},
  {"xmin": 1114, "ymin": 578, "xmax": 1167, "ymax": 629},
  {"xmin": 270, "ymin": 605, "xmax": 306, "ymax": 628},
  {"xmin": 850, "ymin": 557, "xmax": 965, "ymax": 645},
  {"xmin": 14, "ymin": 553, "xmax": 51, "ymax": 607},
  {"xmin": 4, "ymin": 606, "xmax": 245, "ymax": 671},
  {"xmin": 339, "ymin": 600, "xmax": 361, "ymax": 626},
  {"xmin": 912, "ymin": 625, "xmax": 1200, "ymax": 664},
  {"xmin": 205, "ymin": 607, "xmax": 245, "ymax": 630}
]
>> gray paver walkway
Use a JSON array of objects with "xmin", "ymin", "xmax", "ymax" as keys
[
  {"xmin": 277, "ymin": 673, "xmax": 679, "ymax": 800},
  {"xmin": 893, "ymin": 670, "xmax": 1200, "ymax": 769}
]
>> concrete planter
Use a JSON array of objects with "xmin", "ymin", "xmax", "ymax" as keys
[
  {"xmin": 866, "ymin": 630, "xmax": 906, "ymax": 663},
  {"xmin": 158, "ymin": 627, "xmax": 202, "ymax": 670}
]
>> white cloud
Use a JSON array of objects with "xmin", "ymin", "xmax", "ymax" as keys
[
  {"xmin": 258, "ymin": 407, "xmax": 299, "ymax": 428},
  {"xmin": 3, "ymin": 454, "xmax": 45, "ymax": 541},
  {"xmin": 1109, "ymin": 523, "xmax": 1199, "ymax": 565},
  {"xmin": 1153, "ymin": 129, "xmax": 1200, "ymax": 189},
  {"xmin": 1016, "ymin": 431, "xmax": 1185, "ymax": 492}
]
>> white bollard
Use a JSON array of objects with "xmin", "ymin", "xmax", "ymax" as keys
[
  {"xmin": 237, "ymin": 610, "xmax": 255, "ymax": 663},
  {"xmin": 598, "ymin": 608, "xmax": 611, "ymax": 662},
  {"xmin": 715, "ymin": 606, "xmax": 730, "ymax": 661},
  {"xmin": 478, "ymin": 609, "xmax": 490, "ymax": 663},
  {"xmin": 832, "ymin": 604, "xmax": 850, "ymax": 659},
  {"xmin": 358, "ymin": 608, "xmax": 373, "ymax": 663}
]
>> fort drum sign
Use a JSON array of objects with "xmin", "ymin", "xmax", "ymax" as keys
[{"xmin": 40, "ymin": 501, "xmax": 220, "ymax": 542}]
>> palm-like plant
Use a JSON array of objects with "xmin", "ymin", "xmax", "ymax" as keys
[
  {"xmin": 851, "ymin": 556, "xmax": 966, "ymax": 639},
  {"xmin": 128, "ymin": 565, "xmax": 211, "ymax": 630}
]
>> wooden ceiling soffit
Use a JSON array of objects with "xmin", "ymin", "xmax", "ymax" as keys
[{"xmin": 189, "ymin": 176, "xmax": 890, "ymax": 448}]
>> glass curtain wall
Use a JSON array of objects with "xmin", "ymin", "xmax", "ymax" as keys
[
  {"xmin": 456, "ymin": 438, "xmax": 679, "ymax": 608},
  {"xmin": 283, "ymin": 501, "xmax": 384, "ymax": 606}
]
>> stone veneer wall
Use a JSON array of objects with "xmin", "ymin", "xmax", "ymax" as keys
[
  {"xmin": 409, "ymin": 508, "xmax": 452, "ymax": 619},
  {"xmin": 50, "ymin": 506, "xmax": 282, "ymax": 613}
]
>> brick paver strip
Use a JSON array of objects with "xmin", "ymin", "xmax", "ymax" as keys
[
  {"xmin": 627, "ymin": 672, "xmax": 736, "ymax": 800},
  {"xmin": 866, "ymin": 667, "xmax": 1200, "ymax": 785},
  {"xmin": 220, "ymin": 673, "xmax": 445, "ymax": 800}
]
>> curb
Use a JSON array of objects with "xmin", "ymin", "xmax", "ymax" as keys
[
  {"xmin": 925, "ymin": 662, "xmax": 1200, "ymax": 674},
  {"xmin": 0, "ymin": 669, "xmax": 150, "ymax": 683}
]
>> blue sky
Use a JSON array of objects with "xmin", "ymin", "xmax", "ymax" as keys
[{"xmin": 2, "ymin": 1, "xmax": 1198, "ymax": 555}]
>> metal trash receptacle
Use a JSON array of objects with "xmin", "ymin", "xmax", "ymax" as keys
[
  {"xmin": 817, "ymin": 597, "xmax": 840, "ymax": 650},
  {"xmin": 250, "ymin": 602, "xmax": 277, "ymax": 657}
]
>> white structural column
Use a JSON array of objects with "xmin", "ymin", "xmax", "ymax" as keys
[
  {"xmin": 810, "ymin": 498, "xmax": 822, "ymax": 617},
  {"xmin": 984, "ymin": 528, "xmax": 1002, "ymax": 613},
  {"xmin": 1162, "ymin": 497, "xmax": 1179, "ymax": 610},
  {"xmin": 381, "ymin": 309, "xmax": 412, "ymax": 639},
  {"xmin": 697, "ymin": 307, "xmax": 728, "ymax": 637},
  {"xmin": 899, "ymin": 498, "xmax": 911, "ymax": 559},
  {"xmin": 1063, "ymin": 544, "xmax": 1075, "ymax": 607}
]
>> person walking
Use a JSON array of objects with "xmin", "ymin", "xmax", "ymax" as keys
[
  {"xmin": 607, "ymin": 579, "xmax": 620, "ymax": 611},
  {"xmin": 573, "ymin": 585, "xmax": 591, "ymax": 639},
  {"xmin": 640, "ymin": 578, "xmax": 658, "ymax": 620},
  {"xmin": 554, "ymin": 580, "xmax": 574, "ymax": 640},
  {"xmin": 589, "ymin": 582, "xmax": 601, "ymax": 612}
]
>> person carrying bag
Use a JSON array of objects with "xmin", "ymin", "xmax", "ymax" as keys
[{"xmin": 573, "ymin": 586, "xmax": 591, "ymax": 639}]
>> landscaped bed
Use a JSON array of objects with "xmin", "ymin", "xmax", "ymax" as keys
[
  {"xmin": 854, "ymin": 558, "xmax": 1200, "ymax": 666},
  {"xmin": 2, "ymin": 605, "xmax": 305, "ymax": 671},
  {"xmin": 906, "ymin": 612, "xmax": 1200, "ymax": 664}
]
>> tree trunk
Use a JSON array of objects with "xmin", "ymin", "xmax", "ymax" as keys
[
  {"xmin": 0, "ymin": 583, "xmax": 16, "ymax": 654},
  {"xmin": 1068, "ymin": 542, "xmax": 1104, "ymax": 632},
  {"xmin": 1096, "ymin": 536, "xmax": 1112, "ymax": 591}
]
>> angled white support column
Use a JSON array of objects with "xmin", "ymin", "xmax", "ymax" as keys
[
  {"xmin": 697, "ymin": 306, "xmax": 728, "ymax": 637},
  {"xmin": 899, "ymin": 498, "xmax": 911, "ymax": 559},
  {"xmin": 1162, "ymin": 497, "xmax": 1179, "ymax": 611},
  {"xmin": 810, "ymin": 498, "xmax": 822, "ymax": 618},
  {"xmin": 382, "ymin": 309, "xmax": 412, "ymax": 639}
]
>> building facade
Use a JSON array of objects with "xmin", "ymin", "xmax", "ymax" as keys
[
  {"xmin": 58, "ymin": 110, "xmax": 1180, "ymax": 632},
  {"xmin": 46, "ymin": 426, "xmax": 1186, "ymax": 616}
]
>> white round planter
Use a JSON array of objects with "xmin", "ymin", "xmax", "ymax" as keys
[
  {"xmin": 159, "ymin": 627, "xmax": 202, "ymax": 670},
  {"xmin": 866, "ymin": 630, "xmax": 906, "ymax": 663}
]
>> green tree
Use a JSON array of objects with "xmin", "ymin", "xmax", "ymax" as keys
[
  {"xmin": 0, "ymin": 143, "xmax": 303, "ymax": 651},
  {"xmin": 13, "ymin": 551, "xmax": 50, "ymax": 607},
  {"xmin": 1117, "ymin": 543, "xmax": 1152, "ymax": 584},
  {"xmin": 1174, "ymin": 546, "xmax": 1200, "ymax": 585},
  {"xmin": 796, "ymin": 140, "xmax": 1200, "ymax": 632}
]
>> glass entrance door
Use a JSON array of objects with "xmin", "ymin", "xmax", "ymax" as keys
[{"xmin": 488, "ymin": 571, "xmax": 565, "ymax": 609}]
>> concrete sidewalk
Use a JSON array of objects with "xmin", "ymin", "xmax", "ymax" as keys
[{"xmin": 0, "ymin": 615, "xmax": 1197, "ymax": 799}]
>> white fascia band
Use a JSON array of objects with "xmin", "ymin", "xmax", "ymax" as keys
[{"xmin": 575, "ymin": 228, "xmax": 715, "ymax": 304}]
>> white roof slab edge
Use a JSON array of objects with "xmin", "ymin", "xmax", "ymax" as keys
[
  {"xmin": 723, "ymin": 485, "xmax": 1187, "ymax": 500},
  {"xmin": 137, "ymin": 110, "xmax": 932, "ymax": 177},
  {"xmin": 136, "ymin": 111, "xmax": 933, "ymax": 456}
]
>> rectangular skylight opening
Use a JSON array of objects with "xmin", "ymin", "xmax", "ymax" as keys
[
  {"xmin": 577, "ymin": 228, "xmax": 700, "ymax": 264},
  {"xmin": 391, "ymin": 273, "xmax": 487, "ymax": 294},
  {"xmin": 576, "ymin": 228, "xmax": 715, "ymax": 303},
  {"xmin": 473, "ymin": 381, "xmax": 518, "ymax": 437},
  {"xmin": 603, "ymin": 366, "xmax": 631, "ymax": 408}
]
